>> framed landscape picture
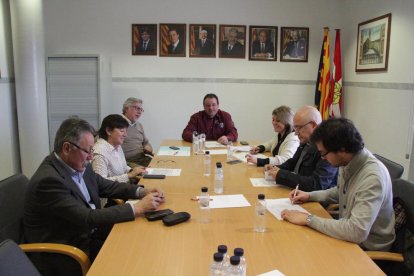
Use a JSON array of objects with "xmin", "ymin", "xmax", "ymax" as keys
[
  {"xmin": 280, "ymin": 27, "xmax": 309, "ymax": 62},
  {"xmin": 189, "ymin": 24, "xmax": 216, "ymax": 58},
  {"xmin": 355, "ymin": 13, "xmax": 392, "ymax": 72},
  {"xmin": 249, "ymin": 26, "xmax": 277, "ymax": 61}
]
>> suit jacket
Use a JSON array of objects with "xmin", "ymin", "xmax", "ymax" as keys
[
  {"xmin": 24, "ymin": 153, "xmax": 138, "ymax": 255},
  {"xmin": 195, "ymin": 38, "xmax": 214, "ymax": 55},
  {"xmin": 282, "ymin": 39, "xmax": 306, "ymax": 58},
  {"xmin": 221, "ymin": 41, "xmax": 244, "ymax": 57},
  {"xmin": 251, "ymin": 40, "xmax": 274, "ymax": 57},
  {"xmin": 135, "ymin": 39, "xmax": 155, "ymax": 54},
  {"xmin": 168, "ymin": 40, "xmax": 184, "ymax": 54}
]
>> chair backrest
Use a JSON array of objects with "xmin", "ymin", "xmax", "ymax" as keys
[
  {"xmin": 0, "ymin": 174, "xmax": 29, "ymax": 243},
  {"xmin": 0, "ymin": 239, "xmax": 40, "ymax": 276},
  {"xmin": 374, "ymin": 153, "xmax": 404, "ymax": 179}
]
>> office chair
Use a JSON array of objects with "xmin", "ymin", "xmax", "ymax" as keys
[
  {"xmin": 0, "ymin": 174, "xmax": 91, "ymax": 275},
  {"xmin": 373, "ymin": 153, "xmax": 404, "ymax": 179},
  {"xmin": 365, "ymin": 178, "xmax": 414, "ymax": 275},
  {"xmin": 0, "ymin": 239, "xmax": 40, "ymax": 276}
]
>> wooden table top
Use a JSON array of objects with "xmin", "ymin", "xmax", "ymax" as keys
[{"xmin": 87, "ymin": 140, "xmax": 384, "ymax": 276}]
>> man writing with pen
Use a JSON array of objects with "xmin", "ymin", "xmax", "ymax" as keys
[
  {"xmin": 281, "ymin": 118, "xmax": 395, "ymax": 252},
  {"xmin": 264, "ymin": 105, "xmax": 338, "ymax": 192}
]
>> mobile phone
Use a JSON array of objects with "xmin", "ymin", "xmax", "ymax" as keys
[
  {"xmin": 169, "ymin": 146, "xmax": 180, "ymax": 150},
  {"xmin": 145, "ymin": 209, "xmax": 174, "ymax": 221},
  {"xmin": 226, "ymin": 159, "xmax": 242, "ymax": 165},
  {"xmin": 240, "ymin": 141, "xmax": 249, "ymax": 145}
]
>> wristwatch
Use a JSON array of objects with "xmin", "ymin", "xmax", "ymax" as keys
[{"xmin": 306, "ymin": 214, "xmax": 314, "ymax": 225}]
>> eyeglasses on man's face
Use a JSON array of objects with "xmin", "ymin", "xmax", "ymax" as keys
[
  {"xmin": 294, "ymin": 121, "xmax": 313, "ymax": 133},
  {"xmin": 320, "ymin": 150, "xmax": 331, "ymax": 158},
  {"xmin": 130, "ymin": 106, "xmax": 144, "ymax": 112},
  {"xmin": 67, "ymin": 141, "xmax": 94, "ymax": 155}
]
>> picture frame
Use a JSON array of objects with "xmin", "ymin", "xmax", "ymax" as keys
[
  {"xmin": 249, "ymin": 26, "xmax": 277, "ymax": 61},
  {"xmin": 132, "ymin": 24, "xmax": 157, "ymax": 56},
  {"xmin": 189, "ymin": 24, "xmax": 216, "ymax": 58},
  {"xmin": 280, "ymin": 27, "xmax": 309, "ymax": 62},
  {"xmin": 219, "ymin": 25, "xmax": 246, "ymax": 59},
  {"xmin": 355, "ymin": 13, "xmax": 392, "ymax": 72},
  {"xmin": 159, "ymin": 23, "xmax": 186, "ymax": 57}
]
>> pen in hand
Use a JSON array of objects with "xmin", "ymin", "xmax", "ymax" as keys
[{"xmin": 292, "ymin": 184, "xmax": 299, "ymax": 205}]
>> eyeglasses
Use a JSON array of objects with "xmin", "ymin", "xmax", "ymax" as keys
[
  {"xmin": 294, "ymin": 121, "xmax": 313, "ymax": 133},
  {"xmin": 130, "ymin": 106, "xmax": 144, "ymax": 112},
  {"xmin": 320, "ymin": 151, "xmax": 331, "ymax": 158},
  {"xmin": 67, "ymin": 141, "xmax": 94, "ymax": 155}
]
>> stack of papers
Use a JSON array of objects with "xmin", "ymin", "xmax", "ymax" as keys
[
  {"xmin": 205, "ymin": 141, "xmax": 226, "ymax": 148},
  {"xmin": 233, "ymin": 152, "xmax": 268, "ymax": 163},
  {"xmin": 157, "ymin": 146, "xmax": 190, "ymax": 156},
  {"xmin": 249, "ymin": 178, "xmax": 277, "ymax": 187},
  {"xmin": 208, "ymin": 194, "xmax": 251, "ymax": 209},
  {"xmin": 264, "ymin": 198, "xmax": 310, "ymax": 220},
  {"xmin": 146, "ymin": 168, "xmax": 181, "ymax": 176}
]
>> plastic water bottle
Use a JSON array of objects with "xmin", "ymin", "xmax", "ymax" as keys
[
  {"xmin": 199, "ymin": 133, "xmax": 206, "ymax": 153},
  {"xmin": 192, "ymin": 131, "xmax": 199, "ymax": 155},
  {"xmin": 217, "ymin": 245, "xmax": 230, "ymax": 269},
  {"xmin": 234, "ymin": 248, "xmax": 246, "ymax": 276},
  {"xmin": 199, "ymin": 187, "xmax": 210, "ymax": 223},
  {"xmin": 210, "ymin": 252, "xmax": 224, "ymax": 276},
  {"xmin": 214, "ymin": 162, "xmax": 223, "ymax": 194},
  {"xmin": 227, "ymin": 141, "xmax": 234, "ymax": 161},
  {"xmin": 254, "ymin": 194, "xmax": 266, "ymax": 232},
  {"xmin": 227, "ymin": 256, "xmax": 243, "ymax": 276},
  {"xmin": 204, "ymin": 151, "xmax": 211, "ymax": 176}
]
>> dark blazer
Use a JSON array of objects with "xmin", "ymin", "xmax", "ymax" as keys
[
  {"xmin": 282, "ymin": 39, "xmax": 306, "ymax": 58},
  {"xmin": 135, "ymin": 39, "xmax": 155, "ymax": 54},
  {"xmin": 24, "ymin": 153, "xmax": 138, "ymax": 256},
  {"xmin": 167, "ymin": 40, "xmax": 184, "ymax": 54},
  {"xmin": 221, "ymin": 41, "xmax": 244, "ymax": 57},
  {"xmin": 276, "ymin": 144, "xmax": 338, "ymax": 191},
  {"xmin": 195, "ymin": 38, "xmax": 214, "ymax": 55},
  {"xmin": 251, "ymin": 40, "xmax": 274, "ymax": 57}
]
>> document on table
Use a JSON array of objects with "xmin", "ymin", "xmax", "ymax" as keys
[
  {"xmin": 209, "ymin": 194, "xmax": 251, "ymax": 209},
  {"xmin": 233, "ymin": 152, "xmax": 267, "ymax": 163},
  {"xmin": 203, "ymin": 149, "xmax": 228, "ymax": 155},
  {"xmin": 264, "ymin": 198, "xmax": 310, "ymax": 220},
  {"xmin": 250, "ymin": 178, "xmax": 278, "ymax": 187},
  {"xmin": 146, "ymin": 168, "xmax": 181, "ymax": 176},
  {"xmin": 231, "ymin": 145, "xmax": 251, "ymax": 152},
  {"xmin": 257, "ymin": 269, "xmax": 285, "ymax": 276},
  {"xmin": 157, "ymin": 146, "xmax": 190, "ymax": 156},
  {"xmin": 205, "ymin": 141, "xmax": 226, "ymax": 148}
]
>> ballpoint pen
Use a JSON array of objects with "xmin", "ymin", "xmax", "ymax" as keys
[{"xmin": 292, "ymin": 184, "xmax": 299, "ymax": 205}]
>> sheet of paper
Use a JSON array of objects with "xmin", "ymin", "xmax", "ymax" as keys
[
  {"xmin": 231, "ymin": 145, "xmax": 251, "ymax": 152},
  {"xmin": 125, "ymin": 199, "xmax": 140, "ymax": 205},
  {"xmin": 233, "ymin": 152, "xmax": 268, "ymax": 163},
  {"xmin": 146, "ymin": 168, "xmax": 181, "ymax": 176},
  {"xmin": 264, "ymin": 198, "xmax": 310, "ymax": 220},
  {"xmin": 257, "ymin": 269, "xmax": 285, "ymax": 276},
  {"xmin": 209, "ymin": 194, "xmax": 251, "ymax": 209},
  {"xmin": 250, "ymin": 178, "xmax": 278, "ymax": 187},
  {"xmin": 157, "ymin": 146, "xmax": 190, "ymax": 156},
  {"xmin": 205, "ymin": 141, "xmax": 226, "ymax": 148},
  {"xmin": 204, "ymin": 149, "xmax": 227, "ymax": 155}
]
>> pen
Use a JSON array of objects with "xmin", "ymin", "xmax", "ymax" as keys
[{"xmin": 292, "ymin": 184, "xmax": 299, "ymax": 205}]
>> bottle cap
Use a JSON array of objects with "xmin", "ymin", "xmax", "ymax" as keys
[
  {"xmin": 234, "ymin": 248, "xmax": 244, "ymax": 257},
  {"xmin": 258, "ymin": 194, "xmax": 265, "ymax": 200},
  {"xmin": 213, "ymin": 252, "xmax": 224, "ymax": 262},
  {"xmin": 216, "ymin": 162, "xmax": 222, "ymax": 168},
  {"xmin": 217, "ymin": 244, "xmax": 228, "ymax": 254},
  {"xmin": 230, "ymin": 255, "xmax": 241, "ymax": 265},
  {"xmin": 205, "ymin": 151, "xmax": 210, "ymax": 155},
  {"xmin": 201, "ymin": 187, "xmax": 208, "ymax": 192}
]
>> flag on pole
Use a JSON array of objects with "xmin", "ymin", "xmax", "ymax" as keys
[
  {"xmin": 329, "ymin": 29, "xmax": 343, "ymax": 118},
  {"xmin": 315, "ymin": 28, "xmax": 331, "ymax": 120}
]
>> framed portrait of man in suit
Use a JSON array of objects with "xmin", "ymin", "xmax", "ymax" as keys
[
  {"xmin": 219, "ymin": 25, "xmax": 246, "ymax": 59},
  {"xmin": 160, "ymin": 23, "xmax": 186, "ymax": 57},
  {"xmin": 132, "ymin": 24, "xmax": 157, "ymax": 56},
  {"xmin": 280, "ymin": 27, "xmax": 309, "ymax": 62},
  {"xmin": 249, "ymin": 26, "xmax": 277, "ymax": 61},
  {"xmin": 189, "ymin": 24, "xmax": 216, "ymax": 58}
]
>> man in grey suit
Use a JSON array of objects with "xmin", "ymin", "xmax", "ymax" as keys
[{"xmin": 24, "ymin": 117, "xmax": 165, "ymax": 275}]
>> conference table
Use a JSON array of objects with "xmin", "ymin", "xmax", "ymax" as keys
[{"xmin": 87, "ymin": 140, "xmax": 384, "ymax": 276}]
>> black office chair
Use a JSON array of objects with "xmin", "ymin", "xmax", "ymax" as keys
[
  {"xmin": 373, "ymin": 153, "xmax": 404, "ymax": 179},
  {"xmin": 0, "ymin": 239, "xmax": 40, "ymax": 276},
  {"xmin": 0, "ymin": 174, "xmax": 91, "ymax": 275},
  {"xmin": 366, "ymin": 178, "xmax": 414, "ymax": 275}
]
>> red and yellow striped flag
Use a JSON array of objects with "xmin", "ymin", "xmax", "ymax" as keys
[{"xmin": 315, "ymin": 28, "xmax": 331, "ymax": 120}]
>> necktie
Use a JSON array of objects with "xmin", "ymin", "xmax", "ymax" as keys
[
  {"xmin": 261, "ymin": 43, "xmax": 265, "ymax": 52},
  {"xmin": 228, "ymin": 45, "xmax": 232, "ymax": 51},
  {"xmin": 202, "ymin": 39, "xmax": 205, "ymax": 47},
  {"xmin": 294, "ymin": 144, "xmax": 309, "ymax": 174},
  {"xmin": 143, "ymin": 42, "xmax": 147, "ymax": 51}
]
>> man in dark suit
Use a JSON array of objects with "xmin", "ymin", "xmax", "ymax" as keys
[
  {"xmin": 167, "ymin": 28, "xmax": 184, "ymax": 54},
  {"xmin": 221, "ymin": 28, "xmax": 244, "ymax": 57},
  {"xmin": 24, "ymin": 118, "xmax": 165, "ymax": 275},
  {"xmin": 251, "ymin": 29, "xmax": 274, "ymax": 59},
  {"xmin": 194, "ymin": 29, "xmax": 214, "ymax": 56},
  {"xmin": 135, "ymin": 27, "xmax": 155, "ymax": 54},
  {"xmin": 282, "ymin": 30, "xmax": 306, "ymax": 59}
]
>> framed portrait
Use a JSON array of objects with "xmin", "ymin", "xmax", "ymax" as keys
[
  {"xmin": 355, "ymin": 13, "xmax": 391, "ymax": 72},
  {"xmin": 249, "ymin": 26, "xmax": 277, "ymax": 61},
  {"xmin": 159, "ymin": 23, "xmax": 186, "ymax": 57},
  {"xmin": 189, "ymin": 24, "xmax": 216, "ymax": 58},
  {"xmin": 219, "ymin": 25, "xmax": 246, "ymax": 59},
  {"xmin": 280, "ymin": 27, "xmax": 309, "ymax": 62},
  {"xmin": 132, "ymin": 24, "xmax": 157, "ymax": 56}
]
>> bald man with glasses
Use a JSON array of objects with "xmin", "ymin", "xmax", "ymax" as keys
[{"xmin": 264, "ymin": 105, "xmax": 338, "ymax": 191}]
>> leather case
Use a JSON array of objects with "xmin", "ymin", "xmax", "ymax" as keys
[
  {"xmin": 145, "ymin": 209, "xmax": 174, "ymax": 221},
  {"xmin": 143, "ymin": 174, "xmax": 166, "ymax": 179},
  {"xmin": 162, "ymin": 212, "xmax": 191, "ymax": 226}
]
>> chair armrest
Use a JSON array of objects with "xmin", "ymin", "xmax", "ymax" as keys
[
  {"xmin": 112, "ymin": 199, "xmax": 125, "ymax": 205},
  {"xmin": 20, "ymin": 243, "xmax": 91, "ymax": 275},
  {"xmin": 366, "ymin": 251, "xmax": 404, "ymax": 262},
  {"xmin": 326, "ymin": 203, "xmax": 339, "ymax": 211}
]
